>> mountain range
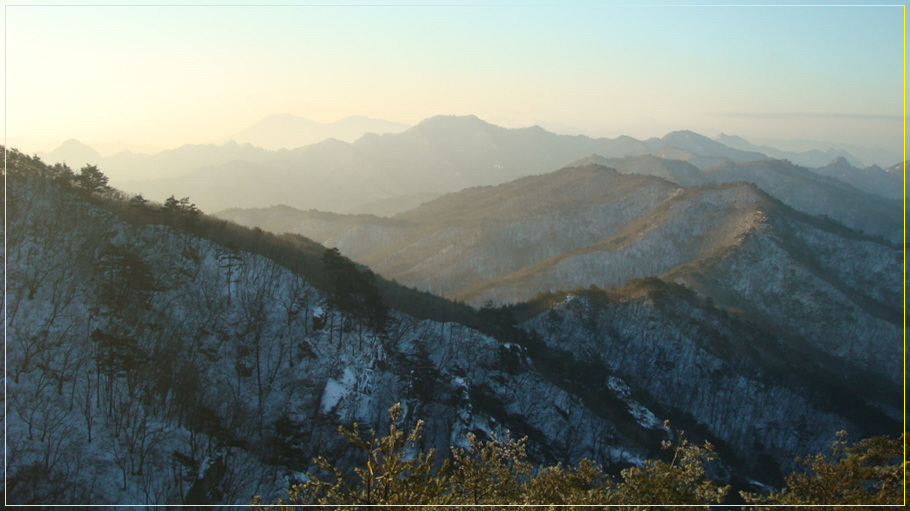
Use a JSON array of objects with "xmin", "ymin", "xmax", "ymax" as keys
[
  {"xmin": 5, "ymin": 150, "xmax": 901, "ymax": 504},
  {"xmin": 5, "ymin": 112, "xmax": 904, "ymax": 505},
  {"xmin": 714, "ymin": 133, "xmax": 902, "ymax": 169},
  {"xmin": 224, "ymin": 114, "xmax": 411, "ymax": 149},
  {"xmin": 36, "ymin": 115, "xmax": 902, "ymax": 217},
  {"xmin": 218, "ymin": 155, "xmax": 902, "ymax": 299},
  {"xmin": 217, "ymin": 161, "xmax": 902, "ymax": 382},
  {"xmin": 812, "ymin": 156, "xmax": 904, "ymax": 201}
]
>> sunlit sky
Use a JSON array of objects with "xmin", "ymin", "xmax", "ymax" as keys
[{"xmin": 3, "ymin": 2, "xmax": 906, "ymax": 155}]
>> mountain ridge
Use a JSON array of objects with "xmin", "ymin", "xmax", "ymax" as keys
[
  {"xmin": 39, "ymin": 115, "xmax": 893, "ymax": 216},
  {"xmin": 225, "ymin": 113, "xmax": 410, "ymax": 149}
]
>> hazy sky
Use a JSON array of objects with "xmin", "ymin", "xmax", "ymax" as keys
[{"xmin": 3, "ymin": 3, "xmax": 905, "ymax": 155}]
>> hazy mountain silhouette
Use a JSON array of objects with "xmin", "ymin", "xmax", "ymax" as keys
[
  {"xmin": 226, "ymin": 114, "xmax": 410, "ymax": 149},
  {"xmin": 40, "ymin": 115, "xmax": 889, "ymax": 219},
  {"xmin": 702, "ymin": 159, "xmax": 902, "ymax": 242},
  {"xmin": 883, "ymin": 160, "xmax": 906, "ymax": 175},
  {"xmin": 660, "ymin": 130, "xmax": 768, "ymax": 167},
  {"xmin": 40, "ymin": 139, "xmax": 102, "ymax": 169},
  {"xmin": 715, "ymin": 133, "xmax": 865, "ymax": 168},
  {"xmin": 810, "ymin": 156, "xmax": 903, "ymax": 201},
  {"xmin": 571, "ymin": 154, "xmax": 706, "ymax": 186},
  {"xmin": 110, "ymin": 116, "xmax": 769, "ymax": 215},
  {"xmin": 716, "ymin": 133, "xmax": 900, "ymax": 168},
  {"xmin": 113, "ymin": 115, "xmax": 612, "ymax": 214},
  {"xmin": 102, "ymin": 140, "xmax": 276, "ymax": 181},
  {"xmin": 589, "ymin": 131, "xmax": 770, "ymax": 170}
]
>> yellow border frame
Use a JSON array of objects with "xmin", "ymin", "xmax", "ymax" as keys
[{"xmin": 2, "ymin": 2, "xmax": 907, "ymax": 508}]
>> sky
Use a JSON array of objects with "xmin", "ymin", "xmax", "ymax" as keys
[{"xmin": 2, "ymin": 2, "xmax": 906, "ymax": 156}]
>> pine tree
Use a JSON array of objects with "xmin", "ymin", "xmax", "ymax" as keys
[{"xmin": 75, "ymin": 164, "xmax": 110, "ymax": 196}]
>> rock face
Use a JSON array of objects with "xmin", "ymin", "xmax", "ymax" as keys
[{"xmin": 5, "ymin": 152, "xmax": 901, "ymax": 505}]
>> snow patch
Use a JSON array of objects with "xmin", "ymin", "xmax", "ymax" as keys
[
  {"xmin": 607, "ymin": 376, "xmax": 663, "ymax": 430},
  {"xmin": 320, "ymin": 368, "xmax": 357, "ymax": 413}
]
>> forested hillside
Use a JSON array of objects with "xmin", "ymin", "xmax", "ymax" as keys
[
  {"xmin": 3, "ymin": 149, "xmax": 903, "ymax": 506},
  {"xmin": 2, "ymin": 151, "xmax": 690, "ymax": 503}
]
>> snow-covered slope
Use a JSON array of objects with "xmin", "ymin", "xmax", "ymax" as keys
[
  {"xmin": 521, "ymin": 281, "xmax": 900, "ymax": 481},
  {"xmin": 5, "ymin": 152, "xmax": 900, "ymax": 504},
  {"xmin": 218, "ymin": 164, "xmax": 683, "ymax": 298},
  {"xmin": 3, "ymin": 161, "xmax": 669, "ymax": 504},
  {"xmin": 218, "ymin": 163, "xmax": 900, "ymax": 319}
]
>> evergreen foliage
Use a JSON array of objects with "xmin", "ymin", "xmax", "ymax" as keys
[
  {"xmin": 162, "ymin": 195, "xmax": 200, "ymax": 223},
  {"xmin": 95, "ymin": 242, "xmax": 156, "ymax": 311},
  {"xmin": 75, "ymin": 164, "xmax": 111, "ymax": 196},
  {"xmin": 322, "ymin": 247, "xmax": 390, "ymax": 337}
]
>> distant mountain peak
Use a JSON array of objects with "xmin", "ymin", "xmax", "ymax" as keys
[
  {"xmin": 661, "ymin": 130, "xmax": 769, "ymax": 164},
  {"xmin": 884, "ymin": 161, "xmax": 906, "ymax": 174},
  {"xmin": 825, "ymin": 156, "xmax": 854, "ymax": 167},
  {"xmin": 415, "ymin": 114, "xmax": 489, "ymax": 128},
  {"xmin": 713, "ymin": 133, "xmax": 757, "ymax": 153},
  {"xmin": 715, "ymin": 133, "xmax": 749, "ymax": 143},
  {"xmin": 307, "ymin": 137, "xmax": 349, "ymax": 149},
  {"xmin": 45, "ymin": 138, "xmax": 102, "ymax": 166},
  {"xmin": 663, "ymin": 129, "xmax": 710, "ymax": 141},
  {"xmin": 55, "ymin": 138, "xmax": 98, "ymax": 152},
  {"xmin": 227, "ymin": 114, "xmax": 409, "ymax": 149}
]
